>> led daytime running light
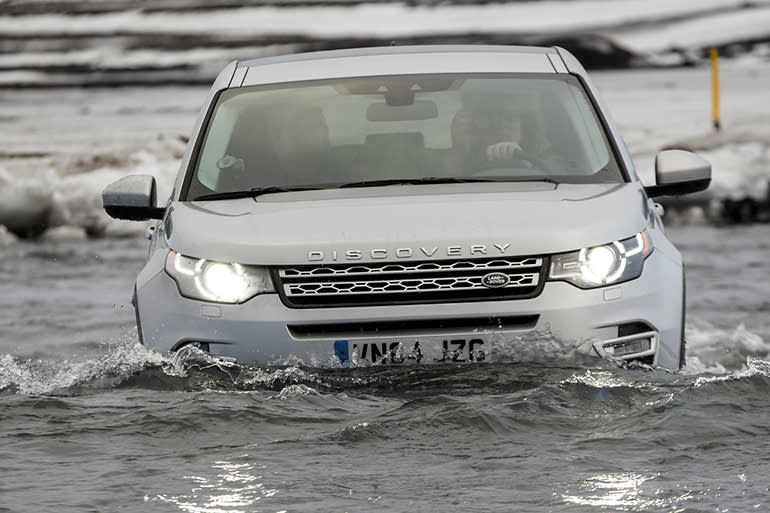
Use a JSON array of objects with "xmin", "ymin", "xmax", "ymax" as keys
[
  {"xmin": 549, "ymin": 230, "xmax": 653, "ymax": 288},
  {"xmin": 165, "ymin": 250, "xmax": 274, "ymax": 303}
]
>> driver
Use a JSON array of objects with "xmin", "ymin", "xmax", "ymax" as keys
[
  {"xmin": 482, "ymin": 104, "xmax": 526, "ymax": 162},
  {"xmin": 450, "ymin": 93, "xmax": 553, "ymax": 173}
]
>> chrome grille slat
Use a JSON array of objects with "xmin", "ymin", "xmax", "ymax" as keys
[
  {"xmin": 286, "ymin": 272, "xmax": 540, "ymax": 296},
  {"xmin": 277, "ymin": 256, "xmax": 547, "ymax": 307},
  {"xmin": 279, "ymin": 258, "xmax": 542, "ymax": 278}
]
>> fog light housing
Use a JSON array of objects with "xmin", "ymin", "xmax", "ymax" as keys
[
  {"xmin": 606, "ymin": 339, "xmax": 651, "ymax": 357},
  {"xmin": 593, "ymin": 330, "xmax": 658, "ymax": 361}
]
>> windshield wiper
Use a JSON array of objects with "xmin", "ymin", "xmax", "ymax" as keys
[
  {"xmin": 514, "ymin": 177, "xmax": 560, "ymax": 185},
  {"xmin": 338, "ymin": 177, "xmax": 498, "ymax": 188},
  {"xmin": 192, "ymin": 186, "xmax": 324, "ymax": 201},
  {"xmin": 338, "ymin": 176, "xmax": 560, "ymax": 189},
  {"xmin": 194, "ymin": 177, "xmax": 560, "ymax": 199}
]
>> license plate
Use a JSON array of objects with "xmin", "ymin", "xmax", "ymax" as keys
[{"xmin": 334, "ymin": 337, "xmax": 487, "ymax": 366}]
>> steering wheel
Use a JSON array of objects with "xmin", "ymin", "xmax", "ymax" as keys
[
  {"xmin": 471, "ymin": 150, "xmax": 551, "ymax": 177},
  {"xmin": 507, "ymin": 150, "xmax": 549, "ymax": 171}
]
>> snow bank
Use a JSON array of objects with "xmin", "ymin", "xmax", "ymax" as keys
[{"xmin": 0, "ymin": 148, "xmax": 180, "ymax": 240}]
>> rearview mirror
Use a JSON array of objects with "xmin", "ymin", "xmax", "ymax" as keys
[
  {"xmin": 102, "ymin": 175, "xmax": 165, "ymax": 221},
  {"xmin": 644, "ymin": 150, "xmax": 711, "ymax": 198},
  {"xmin": 367, "ymin": 100, "xmax": 438, "ymax": 122}
]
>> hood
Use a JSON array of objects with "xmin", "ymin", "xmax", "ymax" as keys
[{"xmin": 165, "ymin": 182, "xmax": 651, "ymax": 265}]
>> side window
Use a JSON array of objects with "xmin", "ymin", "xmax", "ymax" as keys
[
  {"xmin": 196, "ymin": 103, "xmax": 240, "ymax": 191},
  {"xmin": 561, "ymin": 83, "xmax": 612, "ymax": 173}
]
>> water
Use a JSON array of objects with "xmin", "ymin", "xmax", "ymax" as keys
[
  {"xmin": 6, "ymin": 364, "xmax": 770, "ymax": 512},
  {"xmin": 4, "ymin": 355, "xmax": 770, "ymax": 512},
  {"xmin": 1, "ymin": 224, "xmax": 770, "ymax": 512}
]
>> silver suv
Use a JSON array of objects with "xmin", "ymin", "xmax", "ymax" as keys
[{"xmin": 103, "ymin": 45, "xmax": 710, "ymax": 370}]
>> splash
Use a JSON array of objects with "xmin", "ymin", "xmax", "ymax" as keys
[
  {"xmin": 692, "ymin": 357, "xmax": 770, "ymax": 388},
  {"xmin": 2, "ymin": 326, "xmax": 767, "ymax": 397},
  {"xmin": 684, "ymin": 320, "xmax": 770, "ymax": 373},
  {"xmin": 0, "ymin": 340, "xmax": 328, "ymax": 396},
  {"xmin": 0, "ymin": 341, "xmax": 165, "ymax": 395}
]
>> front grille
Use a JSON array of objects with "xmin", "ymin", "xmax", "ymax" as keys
[{"xmin": 275, "ymin": 256, "xmax": 548, "ymax": 307}]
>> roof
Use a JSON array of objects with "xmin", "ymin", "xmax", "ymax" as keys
[
  {"xmin": 227, "ymin": 45, "xmax": 576, "ymax": 88},
  {"xmin": 239, "ymin": 45, "xmax": 554, "ymax": 67}
]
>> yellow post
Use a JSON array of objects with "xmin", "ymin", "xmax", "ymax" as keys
[{"xmin": 710, "ymin": 47, "xmax": 721, "ymax": 130}]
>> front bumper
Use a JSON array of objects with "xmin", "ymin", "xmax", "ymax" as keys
[{"xmin": 135, "ymin": 250, "xmax": 684, "ymax": 369}]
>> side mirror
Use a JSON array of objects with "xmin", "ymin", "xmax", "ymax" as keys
[
  {"xmin": 102, "ymin": 175, "xmax": 165, "ymax": 221},
  {"xmin": 644, "ymin": 149, "xmax": 711, "ymax": 198}
]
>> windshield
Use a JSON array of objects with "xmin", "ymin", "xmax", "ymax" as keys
[{"xmin": 183, "ymin": 73, "xmax": 624, "ymax": 200}]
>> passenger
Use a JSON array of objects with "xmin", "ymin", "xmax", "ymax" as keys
[
  {"xmin": 217, "ymin": 103, "xmax": 331, "ymax": 190},
  {"xmin": 268, "ymin": 104, "xmax": 330, "ymax": 185}
]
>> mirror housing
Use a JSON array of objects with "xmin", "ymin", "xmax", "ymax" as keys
[
  {"xmin": 367, "ymin": 100, "xmax": 439, "ymax": 122},
  {"xmin": 102, "ymin": 175, "xmax": 165, "ymax": 221},
  {"xmin": 644, "ymin": 149, "xmax": 711, "ymax": 198}
]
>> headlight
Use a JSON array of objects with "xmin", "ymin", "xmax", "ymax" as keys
[
  {"xmin": 549, "ymin": 231, "xmax": 653, "ymax": 288},
  {"xmin": 164, "ymin": 250, "xmax": 275, "ymax": 303}
]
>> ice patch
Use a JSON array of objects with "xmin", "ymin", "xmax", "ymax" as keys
[
  {"xmin": 0, "ymin": 149, "xmax": 179, "ymax": 240},
  {"xmin": 0, "ymin": 167, "xmax": 59, "ymax": 238},
  {"xmin": 696, "ymin": 142, "xmax": 770, "ymax": 200},
  {"xmin": 0, "ymin": 224, "xmax": 19, "ymax": 246}
]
